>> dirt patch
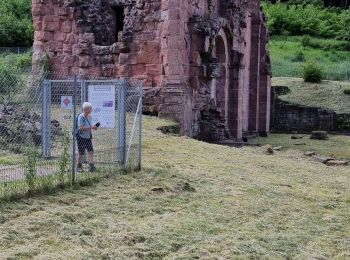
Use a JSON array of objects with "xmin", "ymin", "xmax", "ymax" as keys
[
  {"xmin": 173, "ymin": 182, "xmax": 196, "ymax": 193},
  {"xmin": 156, "ymin": 125, "xmax": 180, "ymax": 135}
]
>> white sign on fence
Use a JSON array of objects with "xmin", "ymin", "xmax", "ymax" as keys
[
  {"xmin": 88, "ymin": 85, "xmax": 115, "ymax": 128},
  {"xmin": 61, "ymin": 96, "xmax": 73, "ymax": 109}
]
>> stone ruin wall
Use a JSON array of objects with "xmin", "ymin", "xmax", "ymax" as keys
[{"xmin": 32, "ymin": 0, "xmax": 271, "ymax": 142}]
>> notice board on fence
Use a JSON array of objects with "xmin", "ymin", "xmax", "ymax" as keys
[{"xmin": 88, "ymin": 85, "xmax": 116, "ymax": 128}]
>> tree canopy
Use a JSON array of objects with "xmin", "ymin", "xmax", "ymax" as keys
[{"xmin": 0, "ymin": 0, "xmax": 33, "ymax": 47}]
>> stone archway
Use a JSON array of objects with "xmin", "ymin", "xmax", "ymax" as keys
[
  {"xmin": 214, "ymin": 36, "xmax": 227, "ymax": 114},
  {"xmin": 212, "ymin": 28, "xmax": 243, "ymax": 140}
]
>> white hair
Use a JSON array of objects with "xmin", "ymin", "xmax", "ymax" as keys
[{"xmin": 82, "ymin": 102, "xmax": 92, "ymax": 109}]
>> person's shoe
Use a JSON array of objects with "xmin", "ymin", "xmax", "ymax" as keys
[
  {"xmin": 77, "ymin": 163, "xmax": 84, "ymax": 172},
  {"xmin": 89, "ymin": 163, "xmax": 96, "ymax": 173}
]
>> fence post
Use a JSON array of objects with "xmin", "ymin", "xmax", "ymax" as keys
[
  {"xmin": 81, "ymin": 79, "xmax": 86, "ymax": 109},
  {"xmin": 72, "ymin": 75, "xmax": 78, "ymax": 185},
  {"xmin": 42, "ymin": 80, "xmax": 51, "ymax": 158},
  {"xmin": 138, "ymin": 82, "xmax": 143, "ymax": 171},
  {"xmin": 118, "ymin": 80, "xmax": 126, "ymax": 167}
]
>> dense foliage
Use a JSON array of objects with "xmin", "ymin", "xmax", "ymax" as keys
[
  {"xmin": 0, "ymin": 52, "xmax": 32, "ymax": 102},
  {"xmin": 0, "ymin": 0, "xmax": 33, "ymax": 47},
  {"xmin": 262, "ymin": 0, "xmax": 323, "ymax": 5},
  {"xmin": 262, "ymin": 3, "xmax": 350, "ymax": 41},
  {"xmin": 262, "ymin": 0, "xmax": 350, "ymax": 8},
  {"xmin": 0, "ymin": 52, "xmax": 32, "ymax": 70},
  {"xmin": 270, "ymin": 36, "xmax": 350, "ymax": 80}
]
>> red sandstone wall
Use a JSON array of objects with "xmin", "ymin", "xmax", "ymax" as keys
[
  {"xmin": 32, "ymin": 0, "xmax": 164, "ymax": 86},
  {"xmin": 32, "ymin": 0, "xmax": 271, "ymax": 141},
  {"xmin": 32, "ymin": 0, "xmax": 80, "ymax": 75}
]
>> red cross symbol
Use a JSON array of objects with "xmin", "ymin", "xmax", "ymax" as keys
[{"xmin": 63, "ymin": 97, "xmax": 71, "ymax": 106}]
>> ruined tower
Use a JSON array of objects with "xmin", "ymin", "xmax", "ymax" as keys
[{"xmin": 32, "ymin": 0, "xmax": 271, "ymax": 141}]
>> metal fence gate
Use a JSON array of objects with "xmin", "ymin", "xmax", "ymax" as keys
[
  {"xmin": 44, "ymin": 77, "xmax": 143, "ymax": 173},
  {"xmin": 0, "ymin": 73, "xmax": 142, "ymax": 200}
]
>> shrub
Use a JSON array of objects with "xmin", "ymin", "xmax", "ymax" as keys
[
  {"xmin": 15, "ymin": 52, "xmax": 32, "ymax": 69},
  {"xmin": 310, "ymin": 130, "xmax": 328, "ymax": 140},
  {"xmin": 24, "ymin": 148, "xmax": 39, "ymax": 192},
  {"xmin": 290, "ymin": 51, "xmax": 305, "ymax": 62},
  {"xmin": 336, "ymin": 114, "xmax": 350, "ymax": 130},
  {"xmin": 301, "ymin": 35, "xmax": 312, "ymax": 47},
  {"xmin": 59, "ymin": 131, "xmax": 70, "ymax": 186},
  {"xmin": 344, "ymin": 89, "xmax": 350, "ymax": 95},
  {"xmin": 0, "ymin": 65, "xmax": 22, "ymax": 102},
  {"xmin": 302, "ymin": 62, "xmax": 324, "ymax": 83}
]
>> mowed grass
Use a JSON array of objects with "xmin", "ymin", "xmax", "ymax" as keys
[
  {"xmin": 273, "ymin": 77, "xmax": 350, "ymax": 113},
  {"xmin": 0, "ymin": 151, "xmax": 22, "ymax": 166},
  {"xmin": 252, "ymin": 133, "xmax": 350, "ymax": 160},
  {"xmin": 0, "ymin": 116, "xmax": 350, "ymax": 259},
  {"xmin": 270, "ymin": 36, "xmax": 350, "ymax": 80}
]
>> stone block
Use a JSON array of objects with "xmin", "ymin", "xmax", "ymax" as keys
[
  {"xmin": 79, "ymin": 56, "xmax": 93, "ymax": 68},
  {"xmin": 62, "ymin": 56, "xmax": 76, "ymax": 67},
  {"xmin": 65, "ymin": 34, "xmax": 76, "ymax": 44},
  {"xmin": 42, "ymin": 18, "xmax": 60, "ymax": 32},
  {"xmin": 100, "ymin": 55, "xmax": 114, "ymax": 64},
  {"xmin": 142, "ymin": 32, "xmax": 156, "ymax": 41},
  {"xmin": 54, "ymin": 32, "xmax": 66, "ymax": 42},
  {"xmin": 33, "ymin": 41, "xmax": 45, "ymax": 52},
  {"xmin": 33, "ymin": 3, "xmax": 54, "ymax": 16},
  {"xmin": 79, "ymin": 33, "xmax": 95, "ymax": 44},
  {"xmin": 33, "ymin": 19, "xmax": 42, "ymax": 31},
  {"xmin": 78, "ymin": 42, "xmax": 91, "ymax": 55},
  {"xmin": 131, "ymin": 64, "xmax": 146, "ymax": 76},
  {"xmin": 116, "ymin": 42, "xmax": 130, "ymax": 53},
  {"xmin": 48, "ymin": 41, "xmax": 63, "ymax": 52},
  {"xmin": 118, "ymin": 53, "xmax": 129, "ymax": 64},
  {"xmin": 72, "ymin": 44, "xmax": 79, "ymax": 56},
  {"xmin": 63, "ymin": 43, "xmax": 72, "ymax": 53},
  {"xmin": 101, "ymin": 65, "xmax": 114, "ymax": 77},
  {"xmin": 146, "ymin": 64, "xmax": 162, "ymax": 76},
  {"xmin": 62, "ymin": 21, "xmax": 72, "ymax": 33},
  {"xmin": 115, "ymin": 65, "xmax": 131, "ymax": 76},
  {"xmin": 92, "ymin": 45, "xmax": 111, "ymax": 55},
  {"xmin": 57, "ymin": 6, "xmax": 69, "ymax": 16},
  {"xmin": 35, "ymin": 31, "xmax": 54, "ymax": 42}
]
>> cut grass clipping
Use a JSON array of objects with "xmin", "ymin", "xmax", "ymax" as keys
[{"xmin": 0, "ymin": 116, "xmax": 349, "ymax": 259}]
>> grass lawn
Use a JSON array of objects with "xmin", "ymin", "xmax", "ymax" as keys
[
  {"xmin": 0, "ymin": 151, "xmax": 22, "ymax": 166},
  {"xmin": 270, "ymin": 36, "xmax": 350, "ymax": 80},
  {"xmin": 0, "ymin": 116, "xmax": 349, "ymax": 259},
  {"xmin": 272, "ymin": 77, "xmax": 350, "ymax": 114},
  {"xmin": 252, "ymin": 133, "xmax": 350, "ymax": 160}
]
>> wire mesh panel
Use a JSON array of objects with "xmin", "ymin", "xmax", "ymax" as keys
[
  {"xmin": 0, "ymin": 69, "xmax": 65, "ymax": 199},
  {"xmin": 0, "ymin": 71, "xmax": 142, "ymax": 200},
  {"xmin": 125, "ymin": 80, "xmax": 142, "ymax": 171}
]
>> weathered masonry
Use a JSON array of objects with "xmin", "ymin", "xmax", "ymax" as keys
[{"xmin": 32, "ymin": 0, "xmax": 271, "ymax": 141}]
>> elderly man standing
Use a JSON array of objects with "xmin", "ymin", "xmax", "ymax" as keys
[{"xmin": 76, "ymin": 102, "xmax": 99, "ymax": 172}]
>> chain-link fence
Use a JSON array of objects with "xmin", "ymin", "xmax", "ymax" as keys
[
  {"xmin": 0, "ymin": 68, "xmax": 142, "ymax": 200},
  {"xmin": 0, "ymin": 47, "xmax": 31, "ymax": 55}
]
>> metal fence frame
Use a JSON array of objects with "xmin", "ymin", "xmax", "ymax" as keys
[
  {"xmin": 42, "ymin": 77, "xmax": 143, "ymax": 181},
  {"xmin": 0, "ymin": 71, "xmax": 142, "ymax": 200}
]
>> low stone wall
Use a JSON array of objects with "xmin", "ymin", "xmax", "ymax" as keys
[
  {"xmin": 271, "ymin": 99, "xmax": 336, "ymax": 133},
  {"xmin": 271, "ymin": 99, "xmax": 350, "ymax": 133}
]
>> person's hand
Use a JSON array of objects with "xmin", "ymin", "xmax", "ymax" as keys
[{"xmin": 92, "ymin": 125, "xmax": 98, "ymax": 130}]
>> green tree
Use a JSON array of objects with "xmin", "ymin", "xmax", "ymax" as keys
[{"xmin": 0, "ymin": 0, "xmax": 33, "ymax": 47}]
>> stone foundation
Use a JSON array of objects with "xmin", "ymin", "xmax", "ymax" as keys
[{"xmin": 32, "ymin": 0, "xmax": 272, "ymax": 141}]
